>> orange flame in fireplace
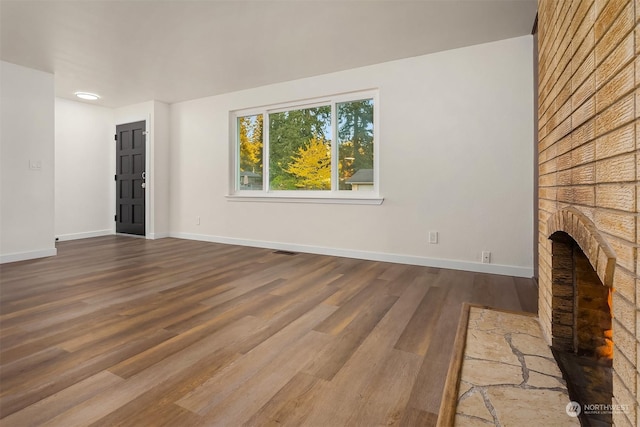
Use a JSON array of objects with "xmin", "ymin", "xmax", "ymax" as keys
[{"xmin": 596, "ymin": 290, "xmax": 614, "ymax": 362}]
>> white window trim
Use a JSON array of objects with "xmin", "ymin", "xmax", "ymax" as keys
[
  {"xmin": 225, "ymin": 194, "xmax": 383, "ymax": 205},
  {"xmin": 228, "ymin": 90, "xmax": 382, "ymax": 204}
]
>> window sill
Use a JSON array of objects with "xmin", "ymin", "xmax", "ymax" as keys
[{"xmin": 226, "ymin": 194, "xmax": 384, "ymax": 205}]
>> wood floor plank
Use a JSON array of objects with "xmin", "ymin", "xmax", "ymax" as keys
[
  {"xmin": 478, "ymin": 273, "xmax": 523, "ymax": 312},
  {"xmin": 256, "ymin": 268, "xmax": 343, "ymax": 320},
  {"xmin": 87, "ymin": 349, "xmax": 239, "ymax": 427},
  {"xmin": 164, "ymin": 280, "xmax": 286, "ymax": 333},
  {"xmin": 0, "ymin": 346, "xmax": 68, "ymax": 385},
  {"xmin": 242, "ymin": 372, "xmax": 325, "ymax": 427},
  {"xmin": 394, "ymin": 285, "xmax": 448, "ymax": 355},
  {"xmin": 321, "ymin": 262, "xmax": 387, "ymax": 306},
  {"xmin": 0, "ymin": 328, "xmax": 175, "ymax": 416},
  {"xmin": 0, "ymin": 325, "xmax": 24, "ymax": 340},
  {"xmin": 96, "ymin": 403, "xmax": 203, "ymax": 427},
  {"xmin": 400, "ymin": 408, "xmax": 439, "ymax": 426},
  {"xmin": 515, "ymin": 276, "xmax": 539, "ymax": 313},
  {"xmin": 107, "ymin": 311, "xmax": 264, "ymax": 379},
  {"xmin": 0, "ymin": 371, "xmax": 124, "ymax": 427},
  {"xmin": 267, "ymin": 258, "xmax": 340, "ymax": 297},
  {"xmin": 0, "ymin": 313, "xmax": 120, "ymax": 362},
  {"xmin": 42, "ymin": 315, "xmax": 263, "ymax": 426},
  {"xmin": 345, "ymin": 349, "xmax": 423, "ymax": 426},
  {"xmin": 313, "ymin": 279, "xmax": 389, "ymax": 336},
  {"xmin": 404, "ymin": 270, "xmax": 476, "ymax": 416},
  {"xmin": 299, "ymin": 278, "xmax": 432, "ymax": 426},
  {"xmin": 57, "ymin": 301, "xmax": 207, "ymax": 353},
  {"xmin": 176, "ymin": 303, "xmax": 337, "ymax": 414},
  {"xmin": 235, "ymin": 282, "xmax": 341, "ymax": 354},
  {"xmin": 470, "ymin": 271, "xmax": 523, "ymax": 310},
  {"xmin": 0, "ymin": 236, "xmax": 538, "ymax": 426},
  {"xmin": 302, "ymin": 291, "xmax": 398, "ymax": 380},
  {"xmin": 197, "ymin": 330, "xmax": 333, "ymax": 426},
  {"xmin": 0, "ymin": 300, "xmax": 90, "ymax": 331},
  {"xmin": 196, "ymin": 256, "xmax": 315, "ymax": 307},
  {"xmin": 18, "ymin": 302, "xmax": 100, "ymax": 333},
  {"xmin": 383, "ymin": 264, "xmax": 438, "ymax": 297},
  {"xmin": 376, "ymin": 262, "xmax": 412, "ymax": 281}
]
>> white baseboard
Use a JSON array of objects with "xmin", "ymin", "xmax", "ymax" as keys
[
  {"xmin": 169, "ymin": 232, "xmax": 534, "ymax": 278},
  {"xmin": 56, "ymin": 229, "xmax": 113, "ymax": 242},
  {"xmin": 148, "ymin": 232, "xmax": 170, "ymax": 240},
  {"xmin": 0, "ymin": 248, "xmax": 58, "ymax": 264}
]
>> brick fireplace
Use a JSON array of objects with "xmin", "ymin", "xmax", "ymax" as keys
[
  {"xmin": 548, "ymin": 208, "xmax": 615, "ymax": 361},
  {"xmin": 537, "ymin": 0, "xmax": 639, "ymax": 425},
  {"xmin": 548, "ymin": 208, "xmax": 615, "ymax": 424}
]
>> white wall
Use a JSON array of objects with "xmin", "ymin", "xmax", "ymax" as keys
[
  {"xmin": 55, "ymin": 98, "xmax": 114, "ymax": 240},
  {"xmin": 169, "ymin": 36, "xmax": 535, "ymax": 276},
  {"xmin": 152, "ymin": 100, "xmax": 170, "ymax": 237},
  {"xmin": 0, "ymin": 61, "xmax": 56, "ymax": 263}
]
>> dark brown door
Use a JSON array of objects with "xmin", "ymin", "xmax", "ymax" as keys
[{"xmin": 115, "ymin": 121, "xmax": 146, "ymax": 236}]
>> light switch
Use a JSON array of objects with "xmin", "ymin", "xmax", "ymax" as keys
[{"xmin": 29, "ymin": 160, "xmax": 42, "ymax": 170}]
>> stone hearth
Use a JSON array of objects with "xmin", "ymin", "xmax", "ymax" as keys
[{"xmin": 440, "ymin": 305, "xmax": 579, "ymax": 426}]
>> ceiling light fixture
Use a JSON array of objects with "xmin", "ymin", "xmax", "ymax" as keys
[{"xmin": 74, "ymin": 92, "xmax": 100, "ymax": 101}]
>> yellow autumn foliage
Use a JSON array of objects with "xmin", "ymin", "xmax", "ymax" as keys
[
  {"xmin": 239, "ymin": 115, "xmax": 263, "ymax": 172},
  {"xmin": 286, "ymin": 137, "xmax": 331, "ymax": 190}
]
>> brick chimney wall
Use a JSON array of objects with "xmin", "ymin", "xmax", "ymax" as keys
[{"xmin": 537, "ymin": 0, "xmax": 639, "ymax": 425}]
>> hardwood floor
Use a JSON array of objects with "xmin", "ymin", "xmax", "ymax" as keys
[{"xmin": 0, "ymin": 236, "xmax": 537, "ymax": 426}]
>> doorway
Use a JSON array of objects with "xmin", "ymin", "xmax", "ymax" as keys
[{"xmin": 115, "ymin": 121, "xmax": 146, "ymax": 236}]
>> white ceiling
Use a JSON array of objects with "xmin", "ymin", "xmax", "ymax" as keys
[{"xmin": 0, "ymin": 0, "xmax": 537, "ymax": 108}]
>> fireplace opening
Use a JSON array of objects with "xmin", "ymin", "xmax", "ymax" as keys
[{"xmin": 549, "ymin": 231, "xmax": 613, "ymax": 426}]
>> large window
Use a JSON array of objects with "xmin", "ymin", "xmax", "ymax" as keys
[{"xmin": 232, "ymin": 91, "xmax": 378, "ymax": 201}]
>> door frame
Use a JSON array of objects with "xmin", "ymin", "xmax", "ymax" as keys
[{"xmin": 114, "ymin": 115, "xmax": 151, "ymax": 239}]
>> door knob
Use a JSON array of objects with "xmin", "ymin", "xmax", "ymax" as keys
[{"xmin": 141, "ymin": 183, "xmax": 146, "ymax": 189}]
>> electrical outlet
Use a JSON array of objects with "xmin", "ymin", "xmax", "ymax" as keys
[
  {"xmin": 482, "ymin": 251, "xmax": 491, "ymax": 264},
  {"xmin": 196, "ymin": 216, "xmax": 200, "ymax": 225},
  {"xmin": 428, "ymin": 231, "xmax": 438, "ymax": 244}
]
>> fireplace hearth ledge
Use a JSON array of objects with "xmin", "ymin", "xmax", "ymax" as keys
[{"xmin": 437, "ymin": 304, "xmax": 579, "ymax": 426}]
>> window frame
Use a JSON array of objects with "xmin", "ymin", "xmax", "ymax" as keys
[{"xmin": 228, "ymin": 90, "xmax": 382, "ymax": 205}]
